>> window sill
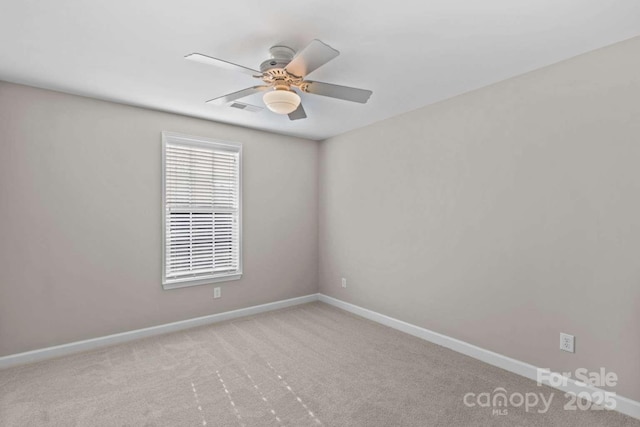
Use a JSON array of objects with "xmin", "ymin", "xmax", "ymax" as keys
[{"xmin": 162, "ymin": 273, "xmax": 242, "ymax": 290}]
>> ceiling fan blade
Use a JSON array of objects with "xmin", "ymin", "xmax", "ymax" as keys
[
  {"xmin": 288, "ymin": 102, "xmax": 307, "ymax": 121},
  {"xmin": 284, "ymin": 40, "xmax": 339, "ymax": 78},
  {"xmin": 185, "ymin": 53, "xmax": 261, "ymax": 77},
  {"xmin": 206, "ymin": 86, "xmax": 270, "ymax": 105},
  {"xmin": 301, "ymin": 81, "xmax": 372, "ymax": 104}
]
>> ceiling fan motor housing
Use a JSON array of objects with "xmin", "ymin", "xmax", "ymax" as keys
[{"xmin": 260, "ymin": 45, "xmax": 295, "ymax": 72}]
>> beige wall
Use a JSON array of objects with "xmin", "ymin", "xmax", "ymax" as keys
[
  {"xmin": 0, "ymin": 82, "xmax": 318, "ymax": 356},
  {"xmin": 319, "ymin": 37, "xmax": 640, "ymax": 401}
]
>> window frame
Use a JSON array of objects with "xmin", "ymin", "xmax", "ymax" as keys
[{"xmin": 161, "ymin": 131, "xmax": 243, "ymax": 290}]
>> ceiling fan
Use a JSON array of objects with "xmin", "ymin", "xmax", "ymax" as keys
[{"xmin": 185, "ymin": 40, "xmax": 372, "ymax": 121}]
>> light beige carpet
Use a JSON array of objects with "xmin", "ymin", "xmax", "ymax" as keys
[{"xmin": 0, "ymin": 302, "xmax": 638, "ymax": 426}]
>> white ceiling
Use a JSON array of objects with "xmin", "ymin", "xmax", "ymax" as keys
[{"xmin": 1, "ymin": 1, "xmax": 639, "ymax": 140}]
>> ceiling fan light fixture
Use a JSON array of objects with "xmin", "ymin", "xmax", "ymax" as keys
[{"xmin": 263, "ymin": 89, "xmax": 301, "ymax": 115}]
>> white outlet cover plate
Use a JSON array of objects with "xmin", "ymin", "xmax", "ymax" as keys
[{"xmin": 560, "ymin": 333, "xmax": 575, "ymax": 353}]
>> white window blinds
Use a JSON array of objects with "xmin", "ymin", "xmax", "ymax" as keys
[{"xmin": 162, "ymin": 133, "xmax": 242, "ymax": 289}]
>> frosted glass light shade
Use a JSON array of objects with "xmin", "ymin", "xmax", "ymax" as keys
[{"xmin": 263, "ymin": 89, "xmax": 301, "ymax": 114}]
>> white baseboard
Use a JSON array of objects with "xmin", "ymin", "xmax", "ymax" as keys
[
  {"xmin": 318, "ymin": 293, "xmax": 640, "ymax": 420},
  {"xmin": 0, "ymin": 293, "xmax": 319, "ymax": 369}
]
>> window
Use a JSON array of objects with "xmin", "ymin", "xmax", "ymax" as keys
[{"xmin": 162, "ymin": 132, "xmax": 242, "ymax": 289}]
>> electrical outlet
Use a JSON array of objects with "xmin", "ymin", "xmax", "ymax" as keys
[
  {"xmin": 214, "ymin": 287, "xmax": 221, "ymax": 299},
  {"xmin": 341, "ymin": 278, "xmax": 347, "ymax": 288},
  {"xmin": 560, "ymin": 333, "xmax": 575, "ymax": 353}
]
